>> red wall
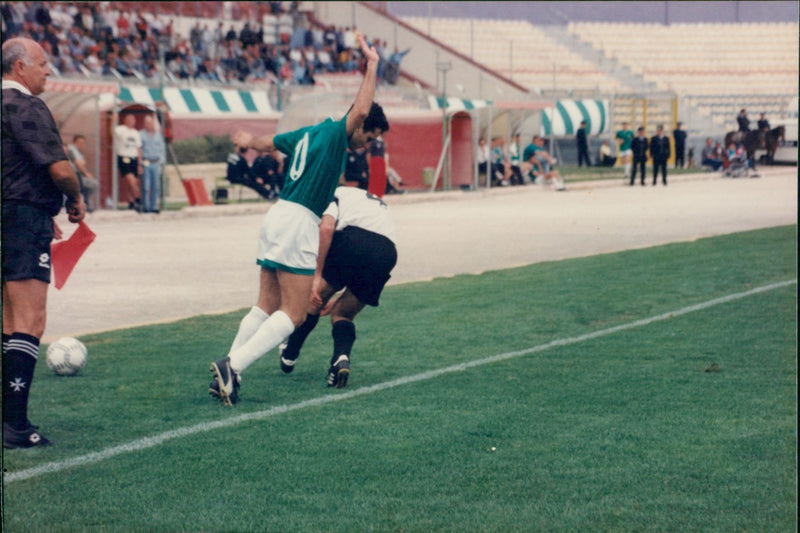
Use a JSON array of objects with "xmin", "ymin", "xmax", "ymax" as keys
[{"xmin": 382, "ymin": 117, "xmax": 443, "ymax": 191}]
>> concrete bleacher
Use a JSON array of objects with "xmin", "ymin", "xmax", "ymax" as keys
[
  {"xmin": 401, "ymin": 16, "xmax": 624, "ymax": 94},
  {"xmin": 568, "ymin": 22, "xmax": 799, "ymax": 128}
]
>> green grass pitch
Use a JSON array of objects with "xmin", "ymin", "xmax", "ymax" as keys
[{"xmin": 2, "ymin": 225, "xmax": 796, "ymax": 532}]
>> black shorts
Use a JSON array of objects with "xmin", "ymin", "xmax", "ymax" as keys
[
  {"xmin": 117, "ymin": 155, "xmax": 138, "ymax": 176},
  {"xmin": 1, "ymin": 202, "xmax": 54, "ymax": 283},
  {"xmin": 322, "ymin": 226, "xmax": 397, "ymax": 307}
]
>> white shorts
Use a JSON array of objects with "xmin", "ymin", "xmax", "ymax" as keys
[
  {"xmin": 257, "ymin": 200, "xmax": 321, "ymax": 275},
  {"xmin": 619, "ymin": 149, "xmax": 633, "ymax": 158}
]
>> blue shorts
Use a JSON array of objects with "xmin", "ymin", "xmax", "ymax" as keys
[{"xmin": 1, "ymin": 202, "xmax": 54, "ymax": 283}]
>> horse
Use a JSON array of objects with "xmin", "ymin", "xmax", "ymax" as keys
[
  {"xmin": 724, "ymin": 129, "xmax": 762, "ymax": 169},
  {"xmin": 764, "ymin": 125, "xmax": 785, "ymax": 163}
]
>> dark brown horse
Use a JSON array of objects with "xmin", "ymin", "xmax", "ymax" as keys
[
  {"xmin": 724, "ymin": 126, "xmax": 786, "ymax": 166},
  {"xmin": 764, "ymin": 125, "xmax": 785, "ymax": 163}
]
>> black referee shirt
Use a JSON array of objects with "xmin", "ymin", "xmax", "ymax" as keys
[{"xmin": 2, "ymin": 87, "xmax": 67, "ymax": 216}]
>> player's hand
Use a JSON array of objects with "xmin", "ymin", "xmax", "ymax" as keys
[
  {"xmin": 310, "ymin": 276, "xmax": 325, "ymax": 308},
  {"xmin": 357, "ymin": 33, "xmax": 379, "ymax": 64},
  {"xmin": 66, "ymin": 196, "xmax": 87, "ymax": 223},
  {"xmin": 233, "ymin": 131, "xmax": 253, "ymax": 149},
  {"xmin": 319, "ymin": 292, "xmax": 341, "ymax": 317}
]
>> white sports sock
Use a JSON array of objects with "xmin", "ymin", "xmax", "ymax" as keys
[
  {"xmin": 228, "ymin": 310, "xmax": 294, "ymax": 374},
  {"xmin": 229, "ymin": 306, "xmax": 269, "ymax": 354},
  {"xmin": 624, "ymin": 162, "xmax": 631, "ymax": 178}
]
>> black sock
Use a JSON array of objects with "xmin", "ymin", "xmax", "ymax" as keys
[
  {"xmin": 283, "ymin": 313, "xmax": 320, "ymax": 359},
  {"xmin": 2, "ymin": 333, "xmax": 40, "ymax": 430},
  {"xmin": 331, "ymin": 320, "xmax": 356, "ymax": 363}
]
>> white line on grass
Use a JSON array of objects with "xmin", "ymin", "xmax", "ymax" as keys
[{"xmin": 5, "ymin": 279, "xmax": 796, "ymax": 484}]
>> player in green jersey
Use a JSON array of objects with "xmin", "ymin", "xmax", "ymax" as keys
[
  {"xmin": 615, "ymin": 121, "xmax": 634, "ymax": 181},
  {"xmin": 210, "ymin": 33, "xmax": 389, "ymax": 406}
]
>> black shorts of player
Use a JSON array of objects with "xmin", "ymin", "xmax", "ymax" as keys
[
  {"xmin": 117, "ymin": 155, "xmax": 138, "ymax": 176},
  {"xmin": 1, "ymin": 202, "xmax": 55, "ymax": 283},
  {"xmin": 322, "ymin": 226, "xmax": 398, "ymax": 307}
]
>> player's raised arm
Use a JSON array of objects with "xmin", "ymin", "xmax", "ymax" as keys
[{"xmin": 345, "ymin": 33, "xmax": 379, "ymax": 137}]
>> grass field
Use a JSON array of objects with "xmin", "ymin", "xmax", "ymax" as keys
[{"xmin": 2, "ymin": 225, "xmax": 796, "ymax": 532}]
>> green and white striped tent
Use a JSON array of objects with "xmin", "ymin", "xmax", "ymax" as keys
[
  {"xmin": 428, "ymin": 95, "xmax": 493, "ymax": 112},
  {"xmin": 117, "ymin": 86, "xmax": 278, "ymax": 116},
  {"xmin": 541, "ymin": 99, "xmax": 609, "ymax": 136}
]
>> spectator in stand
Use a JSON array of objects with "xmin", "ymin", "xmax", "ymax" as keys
[
  {"xmin": 700, "ymin": 137, "xmax": 723, "ymax": 171},
  {"xmin": 491, "ymin": 136, "xmax": 510, "ymax": 186},
  {"xmin": 650, "ymin": 124, "xmax": 670, "ymax": 186},
  {"xmin": 673, "ymin": 122, "xmax": 687, "ymax": 168},
  {"xmin": 384, "ymin": 46, "xmax": 410, "ymax": 84},
  {"xmin": 630, "ymin": 127, "xmax": 648, "ymax": 186},
  {"xmin": 576, "ymin": 120, "xmax": 590, "ymax": 167},
  {"xmin": 737, "ymin": 109, "xmax": 750, "ymax": 133},
  {"xmin": 66, "ymin": 134, "xmax": 99, "ymax": 212}
]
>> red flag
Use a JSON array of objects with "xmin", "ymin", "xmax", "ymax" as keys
[{"xmin": 50, "ymin": 221, "xmax": 96, "ymax": 290}]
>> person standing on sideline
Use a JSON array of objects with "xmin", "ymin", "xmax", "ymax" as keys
[
  {"xmin": 630, "ymin": 127, "xmax": 649, "ymax": 186},
  {"xmin": 2, "ymin": 37, "xmax": 87, "ymax": 448},
  {"xmin": 673, "ymin": 122, "xmax": 687, "ymax": 169},
  {"xmin": 650, "ymin": 124, "xmax": 670, "ymax": 186},
  {"xmin": 209, "ymin": 33, "xmax": 389, "ymax": 406},
  {"xmin": 114, "ymin": 112, "xmax": 142, "ymax": 211},
  {"xmin": 65, "ymin": 134, "xmax": 99, "ymax": 212},
  {"xmin": 139, "ymin": 115, "xmax": 166, "ymax": 213},
  {"xmin": 576, "ymin": 120, "xmax": 591, "ymax": 167},
  {"xmin": 615, "ymin": 121, "xmax": 634, "ymax": 183},
  {"xmin": 277, "ymin": 186, "xmax": 398, "ymax": 388}
]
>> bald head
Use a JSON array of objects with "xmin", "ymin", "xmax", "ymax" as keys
[{"xmin": 2, "ymin": 37, "xmax": 50, "ymax": 95}]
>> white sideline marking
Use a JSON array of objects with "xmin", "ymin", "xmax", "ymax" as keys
[{"xmin": 5, "ymin": 279, "xmax": 796, "ymax": 484}]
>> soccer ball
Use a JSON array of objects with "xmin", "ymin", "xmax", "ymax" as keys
[{"xmin": 46, "ymin": 337, "xmax": 87, "ymax": 376}]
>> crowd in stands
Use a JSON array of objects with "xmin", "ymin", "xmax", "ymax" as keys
[{"xmin": 1, "ymin": 1, "xmax": 409, "ymax": 87}]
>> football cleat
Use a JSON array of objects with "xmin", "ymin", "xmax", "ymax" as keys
[
  {"xmin": 278, "ymin": 342, "xmax": 298, "ymax": 374},
  {"xmin": 210, "ymin": 357, "xmax": 241, "ymax": 406},
  {"xmin": 3, "ymin": 422, "xmax": 52, "ymax": 449},
  {"xmin": 326, "ymin": 354, "xmax": 350, "ymax": 389}
]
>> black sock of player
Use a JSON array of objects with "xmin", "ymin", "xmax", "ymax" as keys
[
  {"xmin": 283, "ymin": 313, "xmax": 320, "ymax": 359},
  {"xmin": 331, "ymin": 320, "xmax": 356, "ymax": 363},
  {"xmin": 2, "ymin": 333, "xmax": 39, "ymax": 430}
]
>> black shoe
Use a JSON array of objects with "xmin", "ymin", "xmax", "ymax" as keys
[
  {"xmin": 210, "ymin": 357, "xmax": 241, "ymax": 406},
  {"xmin": 3, "ymin": 422, "xmax": 51, "ymax": 449},
  {"xmin": 326, "ymin": 354, "xmax": 350, "ymax": 388},
  {"xmin": 278, "ymin": 342, "xmax": 298, "ymax": 374}
]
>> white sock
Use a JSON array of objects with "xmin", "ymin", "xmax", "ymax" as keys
[
  {"xmin": 229, "ymin": 306, "xmax": 269, "ymax": 355},
  {"xmin": 228, "ymin": 310, "xmax": 294, "ymax": 374},
  {"xmin": 624, "ymin": 162, "xmax": 631, "ymax": 178}
]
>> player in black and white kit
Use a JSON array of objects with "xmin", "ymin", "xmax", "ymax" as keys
[{"xmin": 279, "ymin": 186, "xmax": 398, "ymax": 388}]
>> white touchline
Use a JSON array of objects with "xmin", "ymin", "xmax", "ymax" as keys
[{"xmin": 5, "ymin": 279, "xmax": 796, "ymax": 484}]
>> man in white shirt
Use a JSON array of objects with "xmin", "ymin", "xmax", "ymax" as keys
[
  {"xmin": 276, "ymin": 186, "xmax": 398, "ymax": 388},
  {"xmin": 114, "ymin": 113, "xmax": 142, "ymax": 210}
]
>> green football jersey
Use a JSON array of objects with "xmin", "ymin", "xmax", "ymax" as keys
[
  {"xmin": 616, "ymin": 129, "xmax": 634, "ymax": 151},
  {"xmin": 274, "ymin": 116, "xmax": 349, "ymax": 217}
]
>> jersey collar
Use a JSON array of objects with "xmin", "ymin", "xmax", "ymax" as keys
[{"xmin": 1, "ymin": 79, "xmax": 33, "ymax": 96}]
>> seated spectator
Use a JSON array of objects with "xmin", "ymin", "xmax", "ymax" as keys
[
  {"xmin": 522, "ymin": 135, "xmax": 565, "ymax": 190},
  {"xmin": 251, "ymin": 149, "xmax": 283, "ymax": 200},
  {"xmin": 597, "ymin": 140, "xmax": 617, "ymax": 167},
  {"xmin": 475, "ymin": 137, "xmax": 490, "ymax": 180},
  {"xmin": 226, "ymin": 144, "xmax": 272, "ymax": 200},
  {"xmin": 491, "ymin": 136, "xmax": 511, "ymax": 186},
  {"xmin": 700, "ymin": 137, "xmax": 723, "ymax": 171}
]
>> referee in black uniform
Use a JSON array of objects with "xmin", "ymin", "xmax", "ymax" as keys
[{"xmin": 2, "ymin": 37, "xmax": 86, "ymax": 449}]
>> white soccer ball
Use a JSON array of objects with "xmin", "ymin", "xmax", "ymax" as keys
[{"xmin": 46, "ymin": 337, "xmax": 87, "ymax": 376}]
